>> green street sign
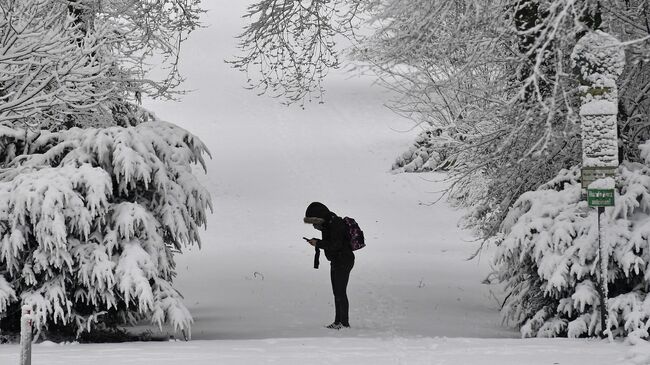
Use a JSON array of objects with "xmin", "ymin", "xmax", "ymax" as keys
[{"xmin": 587, "ymin": 189, "xmax": 615, "ymax": 207}]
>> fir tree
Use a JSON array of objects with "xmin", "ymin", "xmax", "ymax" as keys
[{"xmin": 0, "ymin": 121, "xmax": 211, "ymax": 338}]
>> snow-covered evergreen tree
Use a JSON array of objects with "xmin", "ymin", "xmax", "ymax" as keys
[
  {"xmin": 0, "ymin": 1, "xmax": 209, "ymax": 339},
  {"xmin": 496, "ymin": 147, "xmax": 650, "ymax": 338},
  {"xmin": 0, "ymin": 120, "xmax": 211, "ymax": 338}
]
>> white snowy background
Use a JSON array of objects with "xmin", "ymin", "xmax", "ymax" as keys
[{"xmin": 0, "ymin": 0, "xmax": 640, "ymax": 363}]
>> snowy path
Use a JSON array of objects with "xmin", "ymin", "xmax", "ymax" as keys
[
  {"xmin": 162, "ymin": 76, "xmax": 512, "ymax": 340},
  {"xmin": 150, "ymin": 65, "xmax": 510, "ymax": 340},
  {"xmin": 138, "ymin": 0, "xmax": 514, "ymax": 341},
  {"xmin": 0, "ymin": 338, "xmax": 632, "ymax": 365}
]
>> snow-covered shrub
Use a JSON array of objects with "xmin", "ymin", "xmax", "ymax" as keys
[
  {"xmin": 497, "ymin": 145, "xmax": 650, "ymax": 338},
  {"xmin": 0, "ymin": 121, "xmax": 211, "ymax": 338},
  {"xmin": 392, "ymin": 128, "xmax": 457, "ymax": 173}
]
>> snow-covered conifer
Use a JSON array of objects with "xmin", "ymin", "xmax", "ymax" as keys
[
  {"xmin": 0, "ymin": 121, "xmax": 211, "ymax": 338},
  {"xmin": 497, "ymin": 152, "xmax": 650, "ymax": 338}
]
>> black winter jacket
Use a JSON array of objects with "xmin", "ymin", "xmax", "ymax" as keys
[{"xmin": 316, "ymin": 213, "xmax": 355, "ymax": 265}]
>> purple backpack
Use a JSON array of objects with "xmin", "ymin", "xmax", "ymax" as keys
[{"xmin": 343, "ymin": 217, "xmax": 365, "ymax": 251}]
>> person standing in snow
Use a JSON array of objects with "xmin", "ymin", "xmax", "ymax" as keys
[{"xmin": 304, "ymin": 202, "xmax": 355, "ymax": 329}]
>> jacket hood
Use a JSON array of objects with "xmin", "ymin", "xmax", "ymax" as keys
[{"xmin": 304, "ymin": 202, "xmax": 331, "ymax": 223}]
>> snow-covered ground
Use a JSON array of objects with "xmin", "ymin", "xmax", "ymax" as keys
[
  {"xmin": 0, "ymin": 0, "xmax": 638, "ymax": 363},
  {"xmin": 0, "ymin": 337, "xmax": 634, "ymax": 365}
]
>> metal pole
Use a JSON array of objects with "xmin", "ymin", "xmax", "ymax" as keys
[
  {"xmin": 597, "ymin": 206, "xmax": 608, "ymax": 337},
  {"xmin": 20, "ymin": 305, "xmax": 32, "ymax": 365}
]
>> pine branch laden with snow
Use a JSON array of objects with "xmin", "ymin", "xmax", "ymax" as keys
[
  {"xmin": 496, "ymin": 151, "xmax": 650, "ymax": 338},
  {"xmin": 391, "ymin": 128, "xmax": 459, "ymax": 173},
  {"xmin": 0, "ymin": 121, "xmax": 211, "ymax": 338}
]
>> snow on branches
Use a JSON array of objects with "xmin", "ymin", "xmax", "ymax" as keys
[
  {"xmin": 0, "ymin": 0, "xmax": 113, "ymax": 128},
  {"xmin": 497, "ymin": 159, "xmax": 650, "ymax": 338},
  {"xmin": 231, "ymin": 0, "xmax": 372, "ymax": 105},
  {"xmin": 0, "ymin": 0, "xmax": 204, "ymax": 129},
  {"xmin": 392, "ymin": 128, "xmax": 459, "ymax": 173},
  {"xmin": 0, "ymin": 121, "xmax": 211, "ymax": 337}
]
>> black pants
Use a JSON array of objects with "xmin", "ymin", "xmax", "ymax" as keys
[{"xmin": 330, "ymin": 259, "xmax": 354, "ymax": 326}]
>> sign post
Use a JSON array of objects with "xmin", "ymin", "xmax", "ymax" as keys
[
  {"xmin": 572, "ymin": 30, "xmax": 625, "ymax": 338},
  {"xmin": 587, "ymin": 177, "xmax": 615, "ymax": 337},
  {"xmin": 20, "ymin": 305, "xmax": 32, "ymax": 365}
]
